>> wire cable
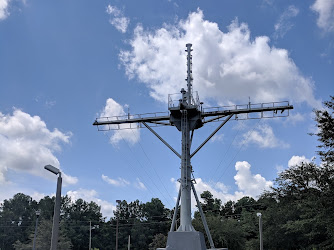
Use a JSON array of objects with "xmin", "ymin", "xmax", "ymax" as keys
[
  {"xmin": 209, "ymin": 120, "xmax": 245, "ymax": 182},
  {"xmin": 119, "ymin": 134, "xmax": 173, "ymax": 208},
  {"xmin": 215, "ymin": 119, "xmax": 262, "ymax": 184},
  {"xmin": 131, "ymin": 129, "xmax": 175, "ymax": 207}
]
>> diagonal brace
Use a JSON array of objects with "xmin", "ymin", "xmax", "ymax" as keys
[
  {"xmin": 190, "ymin": 114, "xmax": 233, "ymax": 158},
  {"xmin": 191, "ymin": 182, "xmax": 215, "ymax": 249},
  {"xmin": 142, "ymin": 122, "xmax": 181, "ymax": 159},
  {"xmin": 170, "ymin": 185, "xmax": 181, "ymax": 232}
]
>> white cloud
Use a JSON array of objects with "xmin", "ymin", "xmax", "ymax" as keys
[
  {"xmin": 234, "ymin": 161, "xmax": 273, "ymax": 197},
  {"xmin": 274, "ymin": 5, "xmax": 299, "ymax": 38},
  {"xmin": 67, "ymin": 189, "xmax": 116, "ymax": 219},
  {"xmin": 0, "ymin": 109, "xmax": 77, "ymax": 185},
  {"xmin": 276, "ymin": 164, "xmax": 284, "ymax": 173},
  {"xmin": 0, "ymin": 0, "xmax": 11, "ymax": 20},
  {"xmin": 288, "ymin": 155, "xmax": 311, "ymax": 168},
  {"xmin": 98, "ymin": 98, "xmax": 140, "ymax": 146},
  {"xmin": 31, "ymin": 191, "xmax": 47, "ymax": 201},
  {"xmin": 286, "ymin": 112, "xmax": 305, "ymax": 125},
  {"xmin": 120, "ymin": 9, "xmax": 320, "ymax": 108},
  {"xmin": 101, "ymin": 174, "xmax": 147, "ymax": 190},
  {"xmin": 311, "ymin": 0, "xmax": 334, "ymax": 33},
  {"xmin": 240, "ymin": 123, "xmax": 289, "ymax": 148},
  {"xmin": 134, "ymin": 178, "xmax": 147, "ymax": 190},
  {"xmin": 192, "ymin": 178, "xmax": 243, "ymax": 205},
  {"xmin": 102, "ymin": 174, "xmax": 130, "ymax": 187},
  {"xmin": 62, "ymin": 173, "xmax": 79, "ymax": 185},
  {"xmin": 106, "ymin": 5, "xmax": 130, "ymax": 33},
  {"xmin": 171, "ymin": 160, "xmax": 271, "ymax": 208},
  {"xmin": 211, "ymin": 133, "xmax": 224, "ymax": 143}
]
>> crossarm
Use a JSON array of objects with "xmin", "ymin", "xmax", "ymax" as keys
[
  {"xmin": 93, "ymin": 115, "xmax": 170, "ymax": 126},
  {"xmin": 202, "ymin": 104, "xmax": 293, "ymax": 119}
]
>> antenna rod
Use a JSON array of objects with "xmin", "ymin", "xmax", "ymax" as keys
[{"xmin": 186, "ymin": 43, "xmax": 193, "ymax": 105}]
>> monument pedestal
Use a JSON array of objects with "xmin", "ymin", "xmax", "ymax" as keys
[
  {"xmin": 156, "ymin": 231, "xmax": 228, "ymax": 250},
  {"xmin": 157, "ymin": 231, "xmax": 206, "ymax": 250}
]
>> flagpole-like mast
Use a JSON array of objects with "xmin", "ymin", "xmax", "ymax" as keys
[{"xmin": 93, "ymin": 44, "xmax": 293, "ymax": 250}]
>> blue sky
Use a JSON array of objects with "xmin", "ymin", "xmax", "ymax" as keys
[{"xmin": 0, "ymin": 0, "xmax": 333, "ymax": 218}]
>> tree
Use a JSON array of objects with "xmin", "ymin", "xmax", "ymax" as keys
[
  {"xmin": 261, "ymin": 160, "xmax": 333, "ymax": 249},
  {"xmin": 63, "ymin": 198, "xmax": 104, "ymax": 250},
  {"xmin": 0, "ymin": 193, "xmax": 37, "ymax": 249},
  {"xmin": 312, "ymin": 95, "xmax": 334, "ymax": 164},
  {"xmin": 199, "ymin": 191, "xmax": 222, "ymax": 216},
  {"xmin": 148, "ymin": 233, "xmax": 167, "ymax": 250},
  {"xmin": 13, "ymin": 219, "xmax": 72, "ymax": 250},
  {"xmin": 192, "ymin": 191, "xmax": 249, "ymax": 249},
  {"xmin": 110, "ymin": 198, "xmax": 170, "ymax": 250}
]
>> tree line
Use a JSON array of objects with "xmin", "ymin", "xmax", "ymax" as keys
[{"xmin": 0, "ymin": 96, "xmax": 333, "ymax": 250}]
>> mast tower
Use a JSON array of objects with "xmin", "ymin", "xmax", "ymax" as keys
[{"xmin": 93, "ymin": 44, "xmax": 293, "ymax": 250}]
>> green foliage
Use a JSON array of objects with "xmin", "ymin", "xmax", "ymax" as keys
[
  {"xmin": 312, "ymin": 95, "xmax": 334, "ymax": 164},
  {"xmin": 148, "ymin": 233, "xmax": 167, "ymax": 249},
  {"xmin": 62, "ymin": 198, "xmax": 104, "ymax": 250},
  {"xmin": 0, "ymin": 193, "xmax": 37, "ymax": 249},
  {"xmin": 111, "ymin": 198, "xmax": 171, "ymax": 250},
  {"xmin": 13, "ymin": 219, "xmax": 72, "ymax": 250}
]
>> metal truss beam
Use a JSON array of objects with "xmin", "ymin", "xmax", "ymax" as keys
[
  {"xmin": 190, "ymin": 114, "xmax": 233, "ymax": 158},
  {"xmin": 142, "ymin": 122, "xmax": 181, "ymax": 159},
  {"xmin": 170, "ymin": 185, "xmax": 181, "ymax": 232},
  {"xmin": 201, "ymin": 104, "xmax": 293, "ymax": 119},
  {"xmin": 93, "ymin": 115, "xmax": 170, "ymax": 126},
  {"xmin": 191, "ymin": 182, "xmax": 215, "ymax": 249}
]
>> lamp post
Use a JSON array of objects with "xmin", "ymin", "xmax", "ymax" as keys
[
  {"xmin": 257, "ymin": 212, "xmax": 263, "ymax": 250},
  {"xmin": 89, "ymin": 222, "xmax": 99, "ymax": 250},
  {"xmin": 89, "ymin": 221, "xmax": 92, "ymax": 250},
  {"xmin": 44, "ymin": 164, "xmax": 62, "ymax": 250},
  {"xmin": 32, "ymin": 209, "xmax": 41, "ymax": 250},
  {"xmin": 116, "ymin": 200, "xmax": 121, "ymax": 250}
]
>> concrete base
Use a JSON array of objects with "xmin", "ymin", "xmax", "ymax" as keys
[
  {"xmin": 157, "ymin": 231, "xmax": 206, "ymax": 250},
  {"xmin": 156, "ymin": 231, "xmax": 228, "ymax": 250}
]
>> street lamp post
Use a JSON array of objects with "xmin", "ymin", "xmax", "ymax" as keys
[
  {"xmin": 44, "ymin": 164, "xmax": 62, "ymax": 250},
  {"xmin": 89, "ymin": 222, "xmax": 99, "ymax": 249},
  {"xmin": 116, "ymin": 200, "xmax": 121, "ymax": 250},
  {"xmin": 257, "ymin": 212, "xmax": 263, "ymax": 250},
  {"xmin": 33, "ymin": 209, "xmax": 41, "ymax": 250},
  {"xmin": 89, "ymin": 221, "xmax": 92, "ymax": 250}
]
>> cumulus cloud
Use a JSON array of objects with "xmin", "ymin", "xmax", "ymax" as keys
[
  {"xmin": 134, "ymin": 178, "xmax": 147, "ymax": 190},
  {"xmin": 240, "ymin": 123, "xmax": 289, "ymax": 148},
  {"xmin": 191, "ymin": 178, "xmax": 243, "ymax": 205},
  {"xmin": 97, "ymin": 98, "xmax": 140, "ymax": 146},
  {"xmin": 106, "ymin": 5, "xmax": 130, "ymax": 33},
  {"xmin": 102, "ymin": 174, "xmax": 130, "ymax": 187},
  {"xmin": 234, "ymin": 161, "xmax": 273, "ymax": 197},
  {"xmin": 0, "ymin": 109, "xmax": 77, "ymax": 185},
  {"xmin": 171, "ymin": 160, "xmax": 271, "ymax": 208},
  {"xmin": 311, "ymin": 0, "xmax": 334, "ymax": 32},
  {"xmin": 67, "ymin": 189, "xmax": 116, "ymax": 219},
  {"xmin": 288, "ymin": 155, "xmax": 311, "ymax": 168},
  {"xmin": 31, "ymin": 191, "xmax": 47, "ymax": 201},
  {"xmin": 286, "ymin": 112, "xmax": 305, "ymax": 125},
  {"xmin": 211, "ymin": 133, "xmax": 224, "ymax": 143},
  {"xmin": 274, "ymin": 5, "xmax": 299, "ymax": 38},
  {"xmin": 0, "ymin": 0, "xmax": 11, "ymax": 20},
  {"xmin": 120, "ymin": 9, "xmax": 320, "ymax": 108}
]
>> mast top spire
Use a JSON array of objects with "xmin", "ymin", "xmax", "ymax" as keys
[{"xmin": 185, "ymin": 43, "xmax": 193, "ymax": 106}]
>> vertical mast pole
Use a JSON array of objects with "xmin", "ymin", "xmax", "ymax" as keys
[
  {"xmin": 179, "ymin": 110, "xmax": 194, "ymax": 231},
  {"xmin": 186, "ymin": 43, "xmax": 193, "ymax": 105},
  {"xmin": 178, "ymin": 44, "xmax": 195, "ymax": 232}
]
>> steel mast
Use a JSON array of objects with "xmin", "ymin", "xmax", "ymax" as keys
[{"xmin": 93, "ymin": 44, "xmax": 293, "ymax": 250}]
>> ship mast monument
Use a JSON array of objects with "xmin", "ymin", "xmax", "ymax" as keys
[{"xmin": 93, "ymin": 44, "xmax": 293, "ymax": 250}]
